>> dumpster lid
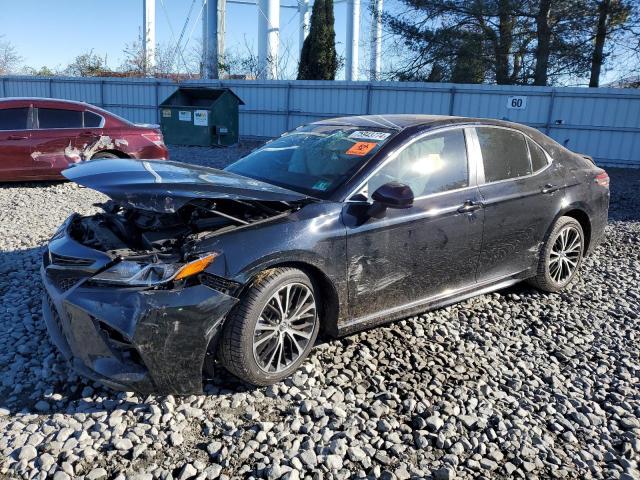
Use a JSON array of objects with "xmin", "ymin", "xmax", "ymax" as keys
[
  {"xmin": 159, "ymin": 87, "xmax": 244, "ymax": 107},
  {"xmin": 63, "ymin": 159, "xmax": 310, "ymax": 213}
]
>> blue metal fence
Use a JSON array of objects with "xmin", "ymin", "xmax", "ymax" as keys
[{"xmin": 1, "ymin": 75, "xmax": 638, "ymax": 167}]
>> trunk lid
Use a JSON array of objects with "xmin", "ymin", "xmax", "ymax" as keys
[{"xmin": 63, "ymin": 158, "xmax": 310, "ymax": 213}]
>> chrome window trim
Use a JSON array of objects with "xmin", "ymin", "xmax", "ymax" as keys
[
  {"xmin": 473, "ymin": 125, "xmax": 553, "ymax": 188},
  {"xmin": 344, "ymin": 125, "xmax": 477, "ymax": 203}
]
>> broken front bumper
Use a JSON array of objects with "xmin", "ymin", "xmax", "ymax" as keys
[{"xmin": 41, "ymin": 231, "xmax": 238, "ymax": 395}]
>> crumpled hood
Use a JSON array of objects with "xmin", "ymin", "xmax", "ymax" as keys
[{"xmin": 63, "ymin": 158, "xmax": 310, "ymax": 213}]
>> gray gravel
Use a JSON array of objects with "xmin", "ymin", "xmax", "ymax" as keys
[{"xmin": 1, "ymin": 146, "xmax": 639, "ymax": 480}]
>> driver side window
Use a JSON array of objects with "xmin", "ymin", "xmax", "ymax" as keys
[{"xmin": 366, "ymin": 129, "xmax": 469, "ymax": 199}]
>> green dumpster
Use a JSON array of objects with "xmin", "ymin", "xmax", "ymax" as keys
[{"xmin": 159, "ymin": 87, "xmax": 244, "ymax": 147}]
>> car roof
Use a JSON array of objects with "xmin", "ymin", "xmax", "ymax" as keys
[
  {"xmin": 310, "ymin": 114, "xmax": 528, "ymax": 132},
  {"xmin": 0, "ymin": 97, "xmax": 95, "ymax": 108}
]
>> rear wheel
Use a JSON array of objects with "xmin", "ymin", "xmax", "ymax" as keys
[
  {"xmin": 528, "ymin": 216, "xmax": 584, "ymax": 292},
  {"xmin": 219, "ymin": 268, "xmax": 319, "ymax": 386},
  {"xmin": 91, "ymin": 152, "xmax": 119, "ymax": 159}
]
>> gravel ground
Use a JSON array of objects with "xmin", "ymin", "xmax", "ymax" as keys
[{"xmin": 0, "ymin": 146, "xmax": 639, "ymax": 480}]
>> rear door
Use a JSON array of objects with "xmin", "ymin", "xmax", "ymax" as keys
[
  {"xmin": 472, "ymin": 126, "xmax": 562, "ymax": 281},
  {"xmin": 0, "ymin": 106, "xmax": 33, "ymax": 180},
  {"xmin": 30, "ymin": 107, "xmax": 87, "ymax": 176}
]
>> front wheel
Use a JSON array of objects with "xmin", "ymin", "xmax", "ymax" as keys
[
  {"xmin": 219, "ymin": 268, "xmax": 319, "ymax": 386},
  {"xmin": 528, "ymin": 216, "xmax": 584, "ymax": 292}
]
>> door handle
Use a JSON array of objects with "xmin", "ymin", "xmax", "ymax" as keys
[
  {"xmin": 541, "ymin": 183, "xmax": 558, "ymax": 194},
  {"xmin": 79, "ymin": 131, "xmax": 96, "ymax": 137},
  {"xmin": 457, "ymin": 200, "xmax": 483, "ymax": 213},
  {"xmin": 7, "ymin": 134, "xmax": 28, "ymax": 140}
]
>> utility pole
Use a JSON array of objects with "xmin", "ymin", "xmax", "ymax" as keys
[
  {"xmin": 369, "ymin": 0, "xmax": 382, "ymax": 81},
  {"xmin": 202, "ymin": 0, "xmax": 227, "ymax": 79},
  {"xmin": 299, "ymin": 0, "xmax": 310, "ymax": 53},
  {"xmin": 345, "ymin": 0, "xmax": 360, "ymax": 81},
  {"xmin": 258, "ymin": 0, "xmax": 280, "ymax": 79},
  {"xmin": 143, "ymin": 0, "xmax": 156, "ymax": 75}
]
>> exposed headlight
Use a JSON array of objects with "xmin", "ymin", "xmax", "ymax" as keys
[{"xmin": 92, "ymin": 254, "xmax": 217, "ymax": 286}]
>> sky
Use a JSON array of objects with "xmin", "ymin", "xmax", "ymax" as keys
[
  {"xmin": 0, "ymin": 0, "xmax": 371, "ymax": 79},
  {"xmin": 0, "ymin": 0, "xmax": 631, "ymax": 84}
]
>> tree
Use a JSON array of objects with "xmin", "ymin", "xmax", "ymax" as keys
[
  {"xmin": 451, "ymin": 32, "xmax": 487, "ymax": 84},
  {"xmin": 65, "ymin": 50, "xmax": 107, "ymax": 77},
  {"xmin": 120, "ymin": 36, "xmax": 181, "ymax": 78},
  {"xmin": 384, "ymin": 0, "xmax": 532, "ymax": 84},
  {"xmin": 224, "ymin": 38, "xmax": 295, "ymax": 79},
  {"xmin": 384, "ymin": 0, "xmax": 637, "ymax": 86},
  {"xmin": 588, "ymin": 0, "xmax": 631, "ymax": 86},
  {"xmin": 0, "ymin": 36, "xmax": 21, "ymax": 75},
  {"xmin": 297, "ymin": 0, "xmax": 338, "ymax": 80},
  {"xmin": 23, "ymin": 66, "xmax": 58, "ymax": 77}
]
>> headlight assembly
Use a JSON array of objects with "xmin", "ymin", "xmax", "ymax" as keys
[{"xmin": 92, "ymin": 253, "xmax": 217, "ymax": 287}]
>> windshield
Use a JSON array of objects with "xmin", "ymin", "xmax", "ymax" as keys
[{"xmin": 225, "ymin": 124, "xmax": 397, "ymax": 198}]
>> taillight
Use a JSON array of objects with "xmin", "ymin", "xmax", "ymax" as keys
[
  {"xmin": 595, "ymin": 171, "xmax": 609, "ymax": 188},
  {"xmin": 142, "ymin": 132, "xmax": 164, "ymax": 146}
]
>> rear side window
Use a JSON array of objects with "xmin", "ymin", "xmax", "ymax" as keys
[
  {"xmin": 367, "ymin": 129, "xmax": 468, "ymax": 198},
  {"xmin": 527, "ymin": 138, "xmax": 548, "ymax": 172},
  {"xmin": 0, "ymin": 108, "xmax": 29, "ymax": 130},
  {"xmin": 38, "ymin": 108, "xmax": 83, "ymax": 129},
  {"xmin": 476, "ymin": 127, "xmax": 531, "ymax": 182},
  {"xmin": 84, "ymin": 111, "xmax": 103, "ymax": 128}
]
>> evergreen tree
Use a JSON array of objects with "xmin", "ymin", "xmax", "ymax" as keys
[
  {"xmin": 297, "ymin": 0, "xmax": 338, "ymax": 80},
  {"xmin": 451, "ymin": 32, "xmax": 486, "ymax": 84}
]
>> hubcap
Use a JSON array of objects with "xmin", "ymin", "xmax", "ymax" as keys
[
  {"xmin": 549, "ymin": 226, "xmax": 582, "ymax": 283},
  {"xmin": 252, "ymin": 283, "xmax": 316, "ymax": 374}
]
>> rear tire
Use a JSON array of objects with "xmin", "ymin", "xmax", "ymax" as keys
[
  {"xmin": 528, "ymin": 216, "xmax": 584, "ymax": 293},
  {"xmin": 219, "ymin": 268, "xmax": 319, "ymax": 386},
  {"xmin": 91, "ymin": 152, "xmax": 119, "ymax": 159}
]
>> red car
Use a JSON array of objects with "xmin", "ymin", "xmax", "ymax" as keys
[{"xmin": 0, "ymin": 98, "xmax": 169, "ymax": 181}]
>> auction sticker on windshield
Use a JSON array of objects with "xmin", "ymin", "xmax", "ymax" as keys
[
  {"xmin": 348, "ymin": 130, "xmax": 391, "ymax": 141},
  {"xmin": 347, "ymin": 142, "xmax": 378, "ymax": 156}
]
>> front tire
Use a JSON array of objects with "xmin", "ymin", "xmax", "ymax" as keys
[
  {"xmin": 219, "ymin": 268, "xmax": 319, "ymax": 386},
  {"xmin": 528, "ymin": 216, "xmax": 584, "ymax": 292}
]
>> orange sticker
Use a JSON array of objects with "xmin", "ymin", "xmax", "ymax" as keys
[{"xmin": 346, "ymin": 141, "xmax": 377, "ymax": 156}]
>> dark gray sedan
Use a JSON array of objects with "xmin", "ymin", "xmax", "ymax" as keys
[{"xmin": 41, "ymin": 115, "xmax": 609, "ymax": 394}]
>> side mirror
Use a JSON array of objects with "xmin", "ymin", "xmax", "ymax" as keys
[
  {"xmin": 371, "ymin": 181, "xmax": 414, "ymax": 209},
  {"xmin": 368, "ymin": 181, "xmax": 414, "ymax": 218}
]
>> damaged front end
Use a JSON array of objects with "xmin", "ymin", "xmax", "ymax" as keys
[{"xmin": 42, "ymin": 159, "xmax": 312, "ymax": 394}]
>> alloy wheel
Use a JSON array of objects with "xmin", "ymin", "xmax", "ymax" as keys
[
  {"xmin": 549, "ymin": 225, "xmax": 582, "ymax": 283},
  {"xmin": 252, "ymin": 282, "xmax": 317, "ymax": 373}
]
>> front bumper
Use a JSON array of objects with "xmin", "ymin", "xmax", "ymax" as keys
[{"xmin": 41, "ymin": 224, "xmax": 238, "ymax": 395}]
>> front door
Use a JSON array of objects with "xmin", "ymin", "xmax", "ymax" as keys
[
  {"xmin": 473, "ymin": 126, "xmax": 564, "ymax": 281},
  {"xmin": 0, "ymin": 106, "xmax": 33, "ymax": 180},
  {"xmin": 343, "ymin": 127, "xmax": 485, "ymax": 321}
]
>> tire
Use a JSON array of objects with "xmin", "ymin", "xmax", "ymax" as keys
[
  {"xmin": 219, "ymin": 268, "xmax": 320, "ymax": 386},
  {"xmin": 91, "ymin": 152, "xmax": 119, "ymax": 159},
  {"xmin": 528, "ymin": 216, "xmax": 584, "ymax": 293}
]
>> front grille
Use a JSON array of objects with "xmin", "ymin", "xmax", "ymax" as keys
[
  {"xmin": 50, "ymin": 253, "xmax": 94, "ymax": 267},
  {"xmin": 54, "ymin": 275, "xmax": 83, "ymax": 292}
]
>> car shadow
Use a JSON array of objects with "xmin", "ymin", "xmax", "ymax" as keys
[
  {"xmin": 0, "ymin": 180, "xmax": 67, "ymax": 189},
  {"xmin": 0, "ymin": 246, "xmax": 254, "ymax": 417}
]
